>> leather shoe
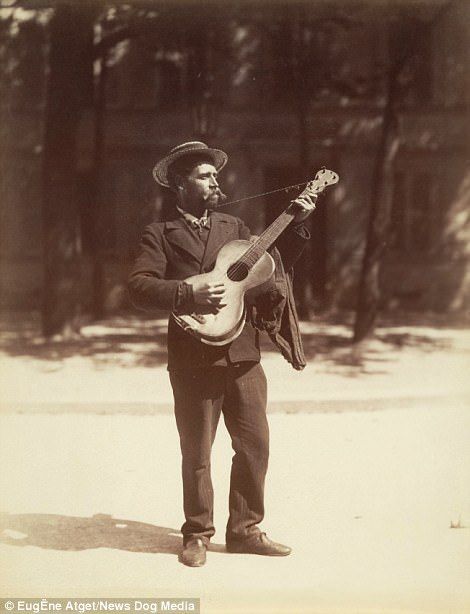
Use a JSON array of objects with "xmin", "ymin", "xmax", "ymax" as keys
[
  {"xmin": 226, "ymin": 532, "xmax": 291, "ymax": 556},
  {"xmin": 180, "ymin": 538, "xmax": 207, "ymax": 567}
]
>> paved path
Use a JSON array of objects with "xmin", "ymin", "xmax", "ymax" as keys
[
  {"xmin": 1, "ymin": 403, "xmax": 469, "ymax": 613},
  {"xmin": 1, "ymin": 318, "xmax": 469, "ymax": 413},
  {"xmin": 1, "ymin": 316, "xmax": 469, "ymax": 612}
]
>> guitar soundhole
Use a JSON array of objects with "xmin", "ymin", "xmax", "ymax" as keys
[{"xmin": 227, "ymin": 262, "xmax": 249, "ymax": 281}]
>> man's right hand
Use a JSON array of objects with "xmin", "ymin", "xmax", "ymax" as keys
[{"xmin": 191, "ymin": 280, "xmax": 226, "ymax": 308}]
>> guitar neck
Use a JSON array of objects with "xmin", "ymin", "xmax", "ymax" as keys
[
  {"xmin": 240, "ymin": 208, "xmax": 296, "ymax": 268},
  {"xmin": 235, "ymin": 168, "xmax": 339, "ymax": 271}
]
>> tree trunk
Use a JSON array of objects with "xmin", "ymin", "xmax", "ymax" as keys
[
  {"xmin": 353, "ymin": 83, "xmax": 400, "ymax": 343},
  {"xmin": 290, "ymin": 6, "xmax": 316, "ymax": 319},
  {"xmin": 42, "ymin": 3, "xmax": 95, "ymax": 337},
  {"xmin": 90, "ymin": 53, "xmax": 108, "ymax": 320},
  {"xmin": 353, "ymin": 3, "xmax": 450, "ymax": 342},
  {"xmin": 353, "ymin": 71, "xmax": 400, "ymax": 343}
]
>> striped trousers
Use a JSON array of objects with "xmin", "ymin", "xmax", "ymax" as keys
[{"xmin": 169, "ymin": 362, "xmax": 269, "ymax": 545}]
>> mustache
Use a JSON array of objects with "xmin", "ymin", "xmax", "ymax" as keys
[
  {"xmin": 205, "ymin": 188, "xmax": 227, "ymax": 207},
  {"xmin": 215, "ymin": 188, "xmax": 227, "ymax": 202}
]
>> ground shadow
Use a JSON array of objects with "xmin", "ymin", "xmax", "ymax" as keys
[
  {"xmin": 298, "ymin": 328, "xmax": 455, "ymax": 374},
  {"xmin": 0, "ymin": 512, "xmax": 225, "ymax": 555},
  {"xmin": 375, "ymin": 332, "xmax": 453, "ymax": 351},
  {"xmin": 0, "ymin": 311, "xmax": 462, "ymax": 374},
  {"xmin": 0, "ymin": 314, "xmax": 169, "ymax": 367},
  {"xmin": 292, "ymin": 311, "xmax": 460, "ymax": 373},
  {"xmin": 0, "ymin": 512, "xmax": 181, "ymax": 553}
]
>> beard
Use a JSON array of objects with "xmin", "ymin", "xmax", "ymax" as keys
[{"xmin": 205, "ymin": 188, "xmax": 227, "ymax": 210}]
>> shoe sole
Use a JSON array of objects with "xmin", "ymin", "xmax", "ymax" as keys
[
  {"xmin": 179, "ymin": 554, "xmax": 207, "ymax": 567},
  {"xmin": 226, "ymin": 547, "xmax": 291, "ymax": 556},
  {"xmin": 180, "ymin": 558, "xmax": 206, "ymax": 567}
]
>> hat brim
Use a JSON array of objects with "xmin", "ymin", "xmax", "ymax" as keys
[{"xmin": 153, "ymin": 146, "xmax": 228, "ymax": 187}]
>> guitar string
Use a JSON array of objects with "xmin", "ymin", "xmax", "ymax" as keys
[
  {"xmin": 227, "ymin": 184, "xmax": 319, "ymax": 277},
  {"xmin": 228, "ymin": 214, "xmax": 285, "ymax": 276},
  {"xmin": 223, "ymin": 173, "xmax": 338, "ymax": 279},
  {"xmin": 225, "ymin": 210, "xmax": 289, "ymax": 278},
  {"xmin": 214, "ymin": 168, "xmax": 336, "ymax": 210},
  {"xmin": 227, "ymin": 210, "xmax": 295, "ymax": 279},
  {"xmin": 227, "ymin": 182, "xmax": 321, "ymax": 279},
  {"xmin": 227, "ymin": 201, "xmax": 303, "ymax": 278},
  {"xmin": 214, "ymin": 181, "xmax": 309, "ymax": 210}
]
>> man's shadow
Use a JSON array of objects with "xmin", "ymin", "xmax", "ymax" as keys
[{"xmin": 0, "ymin": 513, "xmax": 225, "ymax": 556}]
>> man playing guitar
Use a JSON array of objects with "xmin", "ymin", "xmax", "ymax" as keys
[{"xmin": 128, "ymin": 141, "xmax": 317, "ymax": 567}]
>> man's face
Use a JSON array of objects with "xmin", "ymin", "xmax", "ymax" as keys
[{"xmin": 179, "ymin": 163, "xmax": 222, "ymax": 213}]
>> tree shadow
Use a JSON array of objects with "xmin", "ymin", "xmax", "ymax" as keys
[
  {"xmin": 0, "ymin": 311, "xmax": 463, "ymax": 375},
  {"xmin": 298, "ymin": 331, "xmax": 390, "ymax": 374},
  {"xmin": 374, "ymin": 331, "xmax": 453, "ymax": 351},
  {"xmin": 0, "ymin": 314, "xmax": 170, "ymax": 367},
  {"xmin": 0, "ymin": 512, "xmax": 225, "ymax": 555},
  {"xmin": 294, "ymin": 318, "xmax": 459, "ymax": 375}
]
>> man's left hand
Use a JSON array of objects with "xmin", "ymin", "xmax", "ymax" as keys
[{"xmin": 290, "ymin": 194, "xmax": 317, "ymax": 223}]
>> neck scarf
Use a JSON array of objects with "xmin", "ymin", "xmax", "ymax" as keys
[{"xmin": 176, "ymin": 206, "xmax": 210, "ymax": 232}]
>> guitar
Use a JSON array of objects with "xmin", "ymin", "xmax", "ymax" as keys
[{"xmin": 172, "ymin": 168, "xmax": 339, "ymax": 345}]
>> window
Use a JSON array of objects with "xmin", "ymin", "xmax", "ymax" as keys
[{"xmin": 390, "ymin": 168, "xmax": 440, "ymax": 253}]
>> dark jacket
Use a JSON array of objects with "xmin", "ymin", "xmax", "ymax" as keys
[
  {"xmin": 250, "ymin": 247, "xmax": 306, "ymax": 370},
  {"xmin": 128, "ymin": 210, "xmax": 308, "ymax": 370}
]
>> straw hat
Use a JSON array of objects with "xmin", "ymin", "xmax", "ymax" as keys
[{"xmin": 152, "ymin": 141, "xmax": 228, "ymax": 187}]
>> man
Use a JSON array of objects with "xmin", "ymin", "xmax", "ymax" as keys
[{"xmin": 128, "ymin": 141, "xmax": 315, "ymax": 567}]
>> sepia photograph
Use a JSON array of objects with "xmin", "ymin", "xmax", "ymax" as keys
[{"xmin": 0, "ymin": 0, "xmax": 469, "ymax": 612}]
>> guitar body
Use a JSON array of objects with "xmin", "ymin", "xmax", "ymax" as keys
[
  {"xmin": 172, "ymin": 240, "xmax": 275, "ymax": 346},
  {"xmin": 172, "ymin": 168, "xmax": 339, "ymax": 346}
]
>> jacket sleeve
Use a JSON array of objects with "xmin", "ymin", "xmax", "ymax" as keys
[
  {"xmin": 128, "ymin": 225, "xmax": 180, "ymax": 311},
  {"xmin": 273, "ymin": 222, "xmax": 310, "ymax": 271}
]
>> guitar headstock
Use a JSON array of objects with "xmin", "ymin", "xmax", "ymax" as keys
[{"xmin": 300, "ymin": 168, "xmax": 339, "ymax": 200}]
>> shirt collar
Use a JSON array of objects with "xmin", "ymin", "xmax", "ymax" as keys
[{"xmin": 176, "ymin": 206, "xmax": 210, "ymax": 230}]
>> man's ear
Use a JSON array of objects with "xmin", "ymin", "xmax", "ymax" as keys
[
  {"xmin": 174, "ymin": 175, "xmax": 185, "ymax": 192},
  {"xmin": 169, "ymin": 183, "xmax": 183, "ymax": 196}
]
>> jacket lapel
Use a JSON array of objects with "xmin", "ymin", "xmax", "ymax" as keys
[
  {"xmin": 164, "ymin": 218, "xmax": 205, "ymax": 264},
  {"xmin": 202, "ymin": 213, "xmax": 238, "ymax": 271}
]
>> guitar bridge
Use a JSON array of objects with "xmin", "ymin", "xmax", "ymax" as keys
[{"xmin": 189, "ymin": 313, "xmax": 206, "ymax": 324}]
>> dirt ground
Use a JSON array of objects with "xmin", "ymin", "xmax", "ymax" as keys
[{"xmin": 0, "ymin": 313, "xmax": 469, "ymax": 613}]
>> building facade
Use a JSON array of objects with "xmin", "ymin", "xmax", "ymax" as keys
[{"xmin": 0, "ymin": 0, "xmax": 468, "ymax": 315}]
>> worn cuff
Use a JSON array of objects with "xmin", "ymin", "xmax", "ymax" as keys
[{"xmin": 173, "ymin": 281, "xmax": 194, "ymax": 314}]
